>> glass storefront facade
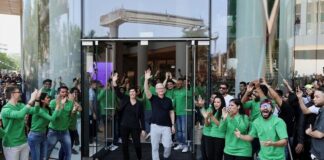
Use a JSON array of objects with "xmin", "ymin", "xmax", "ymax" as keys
[
  {"xmin": 22, "ymin": 0, "xmax": 323, "ymax": 158},
  {"xmin": 22, "ymin": 0, "xmax": 81, "ymax": 93}
]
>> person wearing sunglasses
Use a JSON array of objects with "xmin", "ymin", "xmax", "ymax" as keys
[{"xmin": 234, "ymin": 99, "xmax": 288, "ymax": 160}]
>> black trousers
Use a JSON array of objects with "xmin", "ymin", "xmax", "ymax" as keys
[
  {"xmin": 206, "ymin": 136, "xmax": 225, "ymax": 160},
  {"xmin": 201, "ymin": 134, "xmax": 208, "ymax": 160},
  {"xmin": 69, "ymin": 129, "xmax": 79, "ymax": 147},
  {"xmin": 120, "ymin": 126, "xmax": 142, "ymax": 160},
  {"xmin": 224, "ymin": 153, "xmax": 252, "ymax": 160}
]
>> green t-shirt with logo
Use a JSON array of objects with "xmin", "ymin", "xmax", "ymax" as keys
[
  {"xmin": 49, "ymin": 99, "xmax": 74, "ymax": 131},
  {"xmin": 220, "ymin": 114, "xmax": 252, "ymax": 157},
  {"xmin": 174, "ymin": 88, "xmax": 187, "ymax": 116},
  {"xmin": 249, "ymin": 116, "xmax": 288, "ymax": 160},
  {"xmin": 209, "ymin": 111, "xmax": 225, "ymax": 138}
]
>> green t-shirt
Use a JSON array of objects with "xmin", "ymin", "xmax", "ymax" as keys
[
  {"xmin": 31, "ymin": 106, "xmax": 61, "ymax": 132},
  {"xmin": 49, "ymin": 99, "xmax": 74, "ymax": 131},
  {"xmin": 42, "ymin": 88, "xmax": 56, "ymax": 100},
  {"xmin": 97, "ymin": 88, "xmax": 116, "ymax": 116},
  {"xmin": 195, "ymin": 85, "xmax": 206, "ymax": 98},
  {"xmin": 1, "ymin": 102, "xmax": 37, "ymax": 147},
  {"xmin": 249, "ymin": 116, "xmax": 288, "ymax": 160},
  {"xmin": 220, "ymin": 114, "xmax": 252, "ymax": 157},
  {"xmin": 209, "ymin": 111, "xmax": 225, "ymax": 138},
  {"xmin": 186, "ymin": 87, "xmax": 194, "ymax": 115},
  {"xmin": 165, "ymin": 89, "xmax": 175, "ymax": 106},
  {"xmin": 144, "ymin": 86, "xmax": 156, "ymax": 110},
  {"xmin": 174, "ymin": 88, "xmax": 187, "ymax": 116},
  {"xmin": 243, "ymin": 100, "xmax": 261, "ymax": 121},
  {"xmin": 202, "ymin": 106, "xmax": 212, "ymax": 137}
]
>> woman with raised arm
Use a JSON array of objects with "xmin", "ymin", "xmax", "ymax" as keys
[
  {"xmin": 112, "ymin": 73, "xmax": 145, "ymax": 160},
  {"xmin": 28, "ymin": 92, "xmax": 62, "ymax": 160}
]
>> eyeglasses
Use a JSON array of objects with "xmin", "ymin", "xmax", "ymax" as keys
[{"xmin": 260, "ymin": 103, "xmax": 272, "ymax": 109}]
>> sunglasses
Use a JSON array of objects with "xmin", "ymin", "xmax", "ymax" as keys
[{"xmin": 260, "ymin": 103, "xmax": 272, "ymax": 109}]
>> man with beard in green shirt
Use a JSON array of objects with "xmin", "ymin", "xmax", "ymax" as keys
[
  {"xmin": 41, "ymin": 79, "xmax": 56, "ymax": 100},
  {"xmin": 235, "ymin": 99, "xmax": 288, "ymax": 160}
]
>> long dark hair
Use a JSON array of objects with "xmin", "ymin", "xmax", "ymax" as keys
[
  {"xmin": 212, "ymin": 93, "xmax": 226, "ymax": 120},
  {"xmin": 39, "ymin": 92, "xmax": 52, "ymax": 115},
  {"xmin": 229, "ymin": 99, "xmax": 245, "ymax": 115}
]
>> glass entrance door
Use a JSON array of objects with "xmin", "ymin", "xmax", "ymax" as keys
[{"xmin": 81, "ymin": 39, "xmax": 210, "ymax": 159}]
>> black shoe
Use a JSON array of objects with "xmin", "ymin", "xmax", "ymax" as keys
[{"xmin": 72, "ymin": 148, "xmax": 78, "ymax": 154}]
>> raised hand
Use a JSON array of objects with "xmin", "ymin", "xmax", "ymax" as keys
[
  {"xmin": 112, "ymin": 72, "xmax": 118, "ymax": 82},
  {"xmin": 246, "ymin": 83, "xmax": 254, "ymax": 93},
  {"xmin": 296, "ymin": 86, "xmax": 303, "ymax": 98},
  {"xmin": 222, "ymin": 108, "xmax": 228, "ymax": 120},
  {"xmin": 145, "ymin": 69, "xmax": 152, "ymax": 80}
]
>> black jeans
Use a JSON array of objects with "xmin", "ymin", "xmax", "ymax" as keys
[
  {"xmin": 120, "ymin": 126, "xmax": 141, "ymax": 160},
  {"xmin": 69, "ymin": 129, "xmax": 79, "ymax": 147},
  {"xmin": 200, "ymin": 135, "xmax": 208, "ymax": 160},
  {"xmin": 224, "ymin": 153, "xmax": 252, "ymax": 160},
  {"xmin": 206, "ymin": 137, "xmax": 225, "ymax": 160}
]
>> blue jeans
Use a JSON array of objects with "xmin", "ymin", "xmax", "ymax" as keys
[
  {"xmin": 176, "ymin": 115, "xmax": 187, "ymax": 145},
  {"xmin": 47, "ymin": 129, "xmax": 71, "ymax": 160},
  {"xmin": 28, "ymin": 131, "xmax": 47, "ymax": 160}
]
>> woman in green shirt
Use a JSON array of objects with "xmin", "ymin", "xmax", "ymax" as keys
[
  {"xmin": 220, "ymin": 99, "xmax": 252, "ymax": 160},
  {"xmin": 28, "ymin": 92, "xmax": 61, "ymax": 160},
  {"xmin": 205, "ymin": 94, "xmax": 226, "ymax": 160}
]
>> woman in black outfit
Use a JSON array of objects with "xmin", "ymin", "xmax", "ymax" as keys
[{"xmin": 112, "ymin": 73, "xmax": 145, "ymax": 160}]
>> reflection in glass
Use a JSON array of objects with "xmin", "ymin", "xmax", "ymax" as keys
[{"xmin": 83, "ymin": 0, "xmax": 209, "ymax": 38}]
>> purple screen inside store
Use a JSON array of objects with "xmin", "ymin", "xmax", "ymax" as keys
[{"xmin": 91, "ymin": 62, "xmax": 113, "ymax": 86}]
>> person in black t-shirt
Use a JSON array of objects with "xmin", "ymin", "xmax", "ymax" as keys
[
  {"xmin": 144, "ymin": 69, "xmax": 175, "ymax": 160},
  {"xmin": 305, "ymin": 87, "xmax": 324, "ymax": 160},
  {"xmin": 112, "ymin": 73, "xmax": 145, "ymax": 160}
]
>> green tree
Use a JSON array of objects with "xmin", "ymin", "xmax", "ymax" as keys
[{"xmin": 0, "ymin": 52, "xmax": 18, "ymax": 70}]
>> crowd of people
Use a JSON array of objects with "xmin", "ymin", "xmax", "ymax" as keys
[
  {"xmin": 0, "ymin": 73, "xmax": 82, "ymax": 160},
  {"xmin": 0, "ymin": 69, "xmax": 324, "ymax": 160}
]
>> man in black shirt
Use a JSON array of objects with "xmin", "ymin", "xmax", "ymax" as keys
[
  {"xmin": 144, "ymin": 69, "xmax": 175, "ymax": 160},
  {"xmin": 306, "ymin": 87, "xmax": 324, "ymax": 160}
]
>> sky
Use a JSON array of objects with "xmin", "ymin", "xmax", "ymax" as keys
[{"xmin": 0, "ymin": 14, "xmax": 21, "ymax": 54}]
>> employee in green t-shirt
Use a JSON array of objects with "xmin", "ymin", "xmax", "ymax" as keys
[
  {"xmin": 173, "ymin": 78, "xmax": 190, "ymax": 152},
  {"xmin": 46, "ymin": 86, "xmax": 77, "ymax": 160},
  {"xmin": 234, "ymin": 99, "xmax": 288, "ymax": 160},
  {"xmin": 205, "ymin": 94, "xmax": 226, "ymax": 160},
  {"xmin": 41, "ymin": 79, "xmax": 56, "ymax": 100},
  {"xmin": 67, "ymin": 87, "xmax": 82, "ymax": 154},
  {"xmin": 28, "ymin": 92, "xmax": 62, "ymax": 160},
  {"xmin": 219, "ymin": 99, "xmax": 252, "ymax": 159},
  {"xmin": 1, "ymin": 86, "xmax": 39, "ymax": 160},
  {"xmin": 195, "ymin": 93, "xmax": 216, "ymax": 160}
]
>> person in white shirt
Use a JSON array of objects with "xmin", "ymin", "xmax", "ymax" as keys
[{"xmin": 218, "ymin": 83, "xmax": 234, "ymax": 107}]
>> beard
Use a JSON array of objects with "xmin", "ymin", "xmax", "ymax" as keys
[
  {"xmin": 261, "ymin": 110, "xmax": 273, "ymax": 119},
  {"xmin": 254, "ymin": 97, "xmax": 260, "ymax": 102}
]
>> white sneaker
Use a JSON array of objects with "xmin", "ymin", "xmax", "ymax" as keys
[
  {"xmin": 182, "ymin": 146, "xmax": 188, "ymax": 152},
  {"xmin": 117, "ymin": 138, "xmax": 122, "ymax": 143},
  {"xmin": 109, "ymin": 144, "xmax": 118, "ymax": 151},
  {"xmin": 145, "ymin": 133, "xmax": 151, "ymax": 140},
  {"xmin": 89, "ymin": 142, "xmax": 97, "ymax": 147},
  {"xmin": 174, "ymin": 144, "xmax": 183, "ymax": 150}
]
